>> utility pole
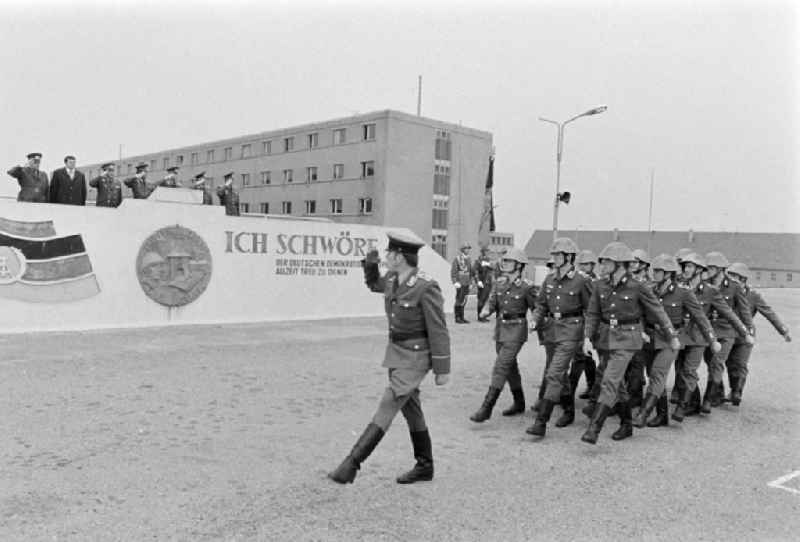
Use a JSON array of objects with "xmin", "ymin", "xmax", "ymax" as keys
[{"xmin": 417, "ymin": 75, "xmax": 422, "ymax": 116}]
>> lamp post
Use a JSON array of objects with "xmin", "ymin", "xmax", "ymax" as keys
[{"xmin": 539, "ymin": 105, "xmax": 607, "ymax": 241}]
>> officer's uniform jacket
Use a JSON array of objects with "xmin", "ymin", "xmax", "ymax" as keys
[
  {"xmin": 474, "ymin": 255, "xmax": 494, "ymax": 287},
  {"xmin": 217, "ymin": 186, "xmax": 240, "ymax": 216},
  {"xmin": 531, "ymin": 267, "xmax": 592, "ymax": 343},
  {"xmin": 450, "ymin": 254, "xmax": 474, "ymax": 286},
  {"xmin": 7, "ymin": 166, "xmax": 49, "ymax": 202},
  {"xmin": 484, "ymin": 275, "xmax": 537, "ymax": 343},
  {"xmin": 683, "ymin": 280, "xmax": 748, "ymax": 346},
  {"xmin": 193, "ymin": 185, "xmax": 213, "ymax": 205},
  {"xmin": 734, "ymin": 285, "xmax": 788, "ymax": 345},
  {"xmin": 584, "ymin": 273, "xmax": 675, "ymax": 351},
  {"xmin": 647, "ymin": 280, "xmax": 714, "ymax": 350},
  {"xmin": 710, "ymin": 276, "xmax": 753, "ymax": 339},
  {"xmin": 124, "ymin": 176, "xmax": 155, "ymax": 199},
  {"xmin": 89, "ymin": 175, "xmax": 123, "ymax": 208},
  {"xmin": 365, "ymin": 267, "xmax": 451, "ymax": 375}
]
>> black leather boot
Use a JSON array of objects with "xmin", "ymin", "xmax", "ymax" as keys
[
  {"xmin": 396, "ymin": 430, "xmax": 434, "ymax": 484},
  {"xmin": 555, "ymin": 392, "xmax": 575, "ymax": 427},
  {"xmin": 582, "ymin": 401, "xmax": 597, "ymax": 418},
  {"xmin": 470, "ymin": 387, "xmax": 501, "ymax": 422},
  {"xmin": 633, "ymin": 393, "xmax": 658, "ymax": 428},
  {"xmin": 672, "ymin": 388, "xmax": 694, "ymax": 422},
  {"xmin": 669, "ymin": 385, "xmax": 681, "ymax": 405},
  {"xmin": 647, "ymin": 395, "xmax": 669, "ymax": 427},
  {"xmin": 581, "ymin": 403, "xmax": 612, "ymax": 444},
  {"xmin": 328, "ymin": 423, "xmax": 385, "ymax": 484},
  {"xmin": 526, "ymin": 399, "xmax": 555, "ymax": 437},
  {"xmin": 710, "ymin": 381, "xmax": 725, "ymax": 407},
  {"xmin": 502, "ymin": 387, "xmax": 526, "ymax": 416},
  {"xmin": 685, "ymin": 387, "xmax": 701, "ymax": 416},
  {"xmin": 612, "ymin": 401, "xmax": 633, "ymax": 440},
  {"xmin": 701, "ymin": 382, "xmax": 713, "ymax": 414},
  {"xmin": 731, "ymin": 376, "xmax": 745, "ymax": 406},
  {"xmin": 459, "ymin": 306, "xmax": 470, "ymax": 324}
]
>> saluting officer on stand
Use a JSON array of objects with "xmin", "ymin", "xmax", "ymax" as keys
[
  {"xmin": 328, "ymin": 232, "xmax": 450, "ymax": 485},
  {"xmin": 160, "ymin": 166, "xmax": 181, "ymax": 187},
  {"xmin": 89, "ymin": 163, "xmax": 122, "ymax": 208},
  {"xmin": 469, "ymin": 248, "xmax": 537, "ymax": 423},
  {"xmin": 474, "ymin": 246, "xmax": 495, "ymax": 322},
  {"xmin": 217, "ymin": 172, "xmax": 240, "ymax": 216},
  {"xmin": 451, "ymin": 242, "xmax": 475, "ymax": 324},
  {"xmin": 191, "ymin": 172, "xmax": 214, "ymax": 205},
  {"xmin": 7, "ymin": 152, "xmax": 49, "ymax": 202},
  {"xmin": 124, "ymin": 163, "xmax": 155, "ymax": 199}
]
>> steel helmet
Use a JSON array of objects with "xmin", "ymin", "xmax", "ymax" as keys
[
  {"xmin": 675, "ymin": 248, "xmax": 694, "ymax": 263},
  {"xmin": 502, "ymin": 247, "xmax": 529, "ymax": 265},
  {"xmin": 681, "ymin": 252, "xmax": 707, "ymax": 269},
  {"xmin": 705, "ymin": 251, "xmax": 730, "ymax": 268},
  {"xmin": 549, "ymin": 237, "xmax": 579, "ymax": 255},
  {"xmin": 728, "ymin": 262, "xmax": 751, "ymax": 280},
  {"xmin": 576, "ymin": 249, "xmax": 598, "ymax": 265},
  {"xmin": 651, "ymin": 254, "xmax": 680, "ymax": 273},
  {"xmin": 632, "ymin": 249, "xmax": 651, "ymax": 265},
  {"xmin": 598, "ymin": 241, "xmax": 634, "ymax": 263},
  {"xmin": 545, "ymin": 257, "xmax": 555, "ymax": 268}
]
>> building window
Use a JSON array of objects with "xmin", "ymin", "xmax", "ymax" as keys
[
  {"xmin": 770, "ymin": 272, "xmax": 777, "ymax": 281},
  {"xmin": 207, "ymin": 150, "xmax": 215, "ymax": 163},
  {"xmin": 432, "ymin": 234, "xmax": 447, "ymax": 259},
  {"xmin": 261, "ymin": 171, "xmax": 271, "ymax": 185},
  {"xmin": 127, "ymin": 163, "xmax": 132, "ymax": 174},
  {"xmin": 363, "ymin": 123, "xmax": 376, "ymax": 141},
  {"xmin": 308, "ymin": 133, "xmax": 318, "ymax": 148},
  {"xmin": 333, "ymin": 163, "xmax": 344, "ymax": 179},
  {"xmin": 361, "ymin": 160, "xmax": 375, "ymax": 178},
  {"xmin": 756, "ymin": 271, "xmax": 762, "ymax": 280},
  {"xmin": 434, "ymin": 164, "xmax": 451, "ymax": 195},
  {"xmin": 329, "ymin": 198, "xmax": 343, "ymax": 214},
  {"xmin": 191, "ymin": 152, "xmax": 198, "ymax": 165},
  {"xmin": 305, "ymin": 200, "xmax": 316, "ymax": 214},
  {"xmin": 283, "ymin": 169, "xmax": 293, "ymax": 183},
  {"xmin": 224, "ymin": 147, "xmax": 232, "ymax": 160},
  {"xmin": 432, "ymin": 208, "xmax": 448, "ymax": 230},
  {"xmin": 435, "ymin": 130, "xmax": 452, "ymax": 160},
  {"xmin": 241, "ymin": 144, "xmax": 251, "ymax": 158},
  {"xmin": 282, "ymin": 201, "xmax": 292, "ymax": 214},
  {"xmin": 283, "ymin": 137, "xmax": 294, "ymax": 152},
  {"xmin": 333, "ymin": 128, "xmax": 346, "ymax": 145},
  {"xmin": 788, "ymin": 273, "xmax": 793, "ymax": 282},
  {"xmin": 240, "ymin": 203, "xmax": 249, "ymax": 214},
  {"xmin": 433, "ymin": 198, "xmax": 449, "ymax": 209},
  {"xmin": 150, "ymin": 159, "xmax": 157, "ymax": 170},
  {"xmin": 241, "ymin": 173, "xmax": 250, "ymax": 186},
  {"xmin": 263, "ymin": 140, "xmax": 272, "ymax": 154},
  {"xmin": 306, "ymin": 166, "xmax": 318, "ymax": 182},
  {"xmin": 162, "ymin": 157, "xmax": 169, "ymax": 169},
  {"xmin": 260, "ymin": 202, "xmax": 269, "ymax": 214},
  {"xmin": 176, "ymin": 155, "xmax": 184, "ymax": 165},
  {"xmin": 359, "ymin": 197, "xmax": 373, "ymax": 214}
]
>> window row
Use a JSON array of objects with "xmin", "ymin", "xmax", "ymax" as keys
[
  {"xmin": 253, "ymin": 197, "xmax": 373, "ymax": 215},
  {"xmin": 244, "ymin": 162, "xmax": 374, "ymax": 186},
  {"xmin": 753, "ymin": 271, "xmax": 793, "ymax": 282},
  {"xmin": 491, "ymin": 236, "xmax": 513, "ymax": 246}
]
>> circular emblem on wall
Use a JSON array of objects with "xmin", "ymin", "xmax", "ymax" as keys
[
  {"xmin": 0, "ymin": 246, "xmax": 26, "ymax": 285},
  {"xmin": 136, "ymin": 225, "xmax": 212, "ymax": 307}
]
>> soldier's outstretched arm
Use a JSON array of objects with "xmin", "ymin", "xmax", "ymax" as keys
[
  {"xmin": 420, "ymin": 282, "xmax": 451, "ymax": 376},
  {"xmin": 7, "ymin": 166, "xmax": 22, "ymax": 179},
  {"xmin": 752, "ymin": 289, "xmax": 790, "ymax": 338}
]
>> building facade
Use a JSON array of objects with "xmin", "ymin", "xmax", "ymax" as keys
[{"xmin": 82, "ymin": 110, "xmax": 493, "ymax": 259}]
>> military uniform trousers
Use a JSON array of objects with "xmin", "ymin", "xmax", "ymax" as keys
[
  {"xmin": 597, "ymin": 349, "xmax": 638, "ymax": 408},
  {"xmin": 490, "ymin": 341, "xmax": 524, "ymax": 390},
  {"xmin": 704, "ymin": 336, "xmax": 736, "ymax": 385},
  {"xmin": 642, "ymin": 346, "xmax": 678, "ymax": 398},
  {"xmin": 674, "ymin": 345, "xmax": 706, "ymax": 395},
  {"xmin": 371, "ymin": 368, "xmax": 429, "ymax": 433},
  {"xmin": 477, "ymin": 284, "xmax": 492, "ymax": 316},
  {"xmin": 454, "ymin": 284, "xmax": 469, "ymax": 308},
  {"xmin": 569, "ymin": 350, "xmax": 596, "ymax": 393},
  {"xmin": 625, "ymin": 347, "xmax": 649, "ymax": 407},
  {"xmin": 542, "ymin": 340, "xmax": 581, "ymax": 402},
  {"xmin": 725, "ymin": 343, "xmax": 754, "ymax": 382}
]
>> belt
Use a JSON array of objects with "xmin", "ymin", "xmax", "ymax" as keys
[
  {"xmin": 601, "ymin": 317, "xmax": 641, "ymax": 327},
  {"xmin": 390, "ymin": 330, "xmax": 428, "ymax": 342},
  {"xmin": 501, "ymin": 312, "xmax": 527, "ymax": 320},
  {"xmin": 548, "ymin": 310, "xmax": 583, "ymax": 320}
]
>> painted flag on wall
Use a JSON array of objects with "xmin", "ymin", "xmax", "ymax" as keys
[
  {"xmin": 477, "ymin": 155, "xmax": 496, "ymax": 248},
  {"xmin": 0, "ymin": 217, "xmax": 100, "ymax": 303}
]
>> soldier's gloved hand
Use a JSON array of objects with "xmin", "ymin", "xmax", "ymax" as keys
[
  {"xmin": 710, "ymin": 340, "xmax": 722, "ymax": 353},
  {"xmin": 784, "ymin": 332, "xmax": 792, "ymax": 343},
  {"xmin": 479, "ymin": 309, "xmax": 491, "ymax": 320},
  {"xmin": 477, "ymin": 281, "xmax": 484, "ymax": 289},
  {"xmin": 642, "ymin": 332, "xmax": 651, "ymax": 343},
  {"xmin": 669, "ymin": 336, "xmax": 681, "ymax": 351},
  {"xmin": 528, "ymin": 321, "xmax": 537, "ymax": 333},
  {"xmin": 582, "ymin": 337, "xmax": 594, "ymax": 356},
  {"xmin": 745, "ymin": 334, "xmax": 755, "ymax": 345},
  {"xmin": 435, "ymin": 374, "xmax": 450, "ymax": 386},
  {"xmin": 453, "ymin": 282, "xmax": 461, "ymax": 289}
]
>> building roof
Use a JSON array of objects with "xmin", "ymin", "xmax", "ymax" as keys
[{"xmin": 524, "ymin": 230, "xmax": 800, "ymax": 271}]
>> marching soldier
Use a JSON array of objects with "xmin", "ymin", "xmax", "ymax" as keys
[
  {"xmin": 7, "ymin": 152, "xmax": 49, "ymax": 202},
  {"xmin": 580, "ymin": 242, "xmax": 678, "ymax": 444},
  {"xmin": 160, "ymin": 166, "xmax": 181, "ymax": 187},
  {"xmin": 571, "ymin": 249, "xmax": 599, "ymax": 400},
  {"xmin": 217, "ymin": 172, "xmax": 240, "ymax": 216},
  {"xmin": 451, "ymin": 242, "xmax": 475, "ymax": 324},
  {"xmin": 191, "ymin": 172, "xmax": 214, "ymax": 205},
  {"xmin": 328, "ymin": 232, "xmax": 450, "ymax": 485},
  {"xmin": 670, "ymin": 247, "xmax": 700, "ymax": 406},
  {"xmin": 474, "ymin": 246, "xmax": 495, "ymax": 322},
  {"xmin": 632, "ymin": 255, "xmax": 720, "ymax": 429},
  {"xmin": 469, "ymin": 248, "xmax": 537, "ymax": 422},
  {"xmin": 724, "ymin": 262, "xmax": 791, "ymax": 405},
  {"xmin": 526, "ymin": 238, "xmax": 592, "ymax": 437},
  {"xmin": 124, "ymin": 163, "xmax": 155, "ymax": 199},
  {"xmin": 89, "ymin": 163, "xmax": 122, "ymax": 208},
  {"xmin": 531, "ymin": 257, "xmax": 556, "ymax": 413},
  {"xmin": 626, "ymin": 248, "xmax": 653, "ymax": 410}
]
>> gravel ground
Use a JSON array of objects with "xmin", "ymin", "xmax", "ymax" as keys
[{"xmin": 1, "ymin": 291, "xmax": 799, "ymax": 542}]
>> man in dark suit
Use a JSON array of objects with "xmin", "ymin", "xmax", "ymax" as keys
[
  {"xmin": 7, "ymin": 152, "xmax": 49, "ymax": 202},
  {"xmin": 50, "ymin": 155, "xmax": 87, "ymax": 205}
]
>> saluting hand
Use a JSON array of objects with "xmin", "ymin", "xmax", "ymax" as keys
[
  {"xmin": 435, "ymin": 374, "xmax": 450, "ymax": 386},
  {"xmin": 744, "ymin": 334, "xmax": 755, "ymax": 345},
  {"xmin": 453, "ymin": 282, "xmax": 461, "ymax": 289}
]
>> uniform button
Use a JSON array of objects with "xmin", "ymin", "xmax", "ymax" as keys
[
  {"xmin": 556, "ymin": 296, "xmax": 560, "ymax": 299},
  {"xmin": 391, "ymin": 313, "xmax": 395, "ymax": 317},
  {"xmin": 611, "ymin": 303, "xmax": 615, "ymax": 307},
  {"xmin": 414, "ymin": 345, "xmax": 419, "ymax": 350}
]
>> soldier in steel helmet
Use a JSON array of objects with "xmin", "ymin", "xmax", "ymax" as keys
[
  {"xmin": 671, "ymin": 253, "xmax": 752, "ymax": 420},
  {"xmin": 451, "ymin": 242, "xmax": 476, "ymax": 324},
  {"xmin": 469, "ymin": 247, "xmax": 538, "ymax": 423},
  {"xmin": 580, "ymin": 242, "xmax": 678, "ymax": 444},
  {"xmin": 526, "ymin": 237, "xmax": 592, "ymax": 437},
  {"xmin": 328, "ymin": 231, "xmax": 450, "ymax": 485},
  {"xmin": 724, "ymin": 262, "xmax": 791, "ymax": 406},
  {"xmin": 631, "ymin": 255, "xmax": 720, "ymax": 429},
  {"xmin": 626, "ymin": 248, "xmax": 653, "ymax": 410},
  {"xmin": 570, "ymin": 250, "xmax": 599, "ymax": 400},
  {"xmin": 531, "ymin": 257, "xmax": 557, "ymax": 414}
]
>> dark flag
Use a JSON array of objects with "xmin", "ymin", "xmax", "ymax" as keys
[{"xmin": 477, "ymin": 154, "xmax": 495, "ymax": 248}]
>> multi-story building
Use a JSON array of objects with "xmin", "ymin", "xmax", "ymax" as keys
[{"xmin": 82, "ymin": 110, "xmax": 493, "ymax": 259}]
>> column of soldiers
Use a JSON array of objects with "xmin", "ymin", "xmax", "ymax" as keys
[
  {"xmin": 468, "ymin": 237, "xmax": 791, "ymax": 445},
  {"xmin": 6, "ymin": 152, "xmax": 240, "ymax": 215}
]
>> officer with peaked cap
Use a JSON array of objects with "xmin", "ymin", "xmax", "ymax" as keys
[
  {"xmin": 89, "ymin": 162, "xmax": 123, "ymax": 207},
  {"xmin": 124, "ymin": 163, "xmax": 155, "ymax": 199},
  {"xmin": 216, "ymin": 172, "xmax": 240, "ymax": 216},
  {"xmin": 329, "ymin": 231, "xmax": 450, "ymax": 485},
  {"xmin": 473, "ymin": 246, "xmax": 495, "ymax": 322},
  {"xmin": 451, "ymin": 242, "xmax": 475, "ymax": 323},
  {"xmin": 470, "ymin": 247, "xmax": 537, "ymax": 423},
  {"xmin": 160, "ymin": 165, "xmax": 182, "ymax": 188},
  {"xmin": 7, "ymin": 152, "xmax": 49, "ymax": 202},
  {"xmin": 192, "ymin": 171, "xmax": 214, "ymax": 205}
]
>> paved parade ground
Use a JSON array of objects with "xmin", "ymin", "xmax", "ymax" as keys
[{"xmin": 2, "ymin": 291, "xmax": 799, "ymax": 541}]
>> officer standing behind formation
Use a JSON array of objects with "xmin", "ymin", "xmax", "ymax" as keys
[
  {"xmin": 7, "ymin": 152, "xmax": 49, "ymax": 202},
  {"xmin": 217, "ymin": 172, "xmax": 240, "ymax": 216},
  {"xmin": 451, "ymin": 242, "xmax": 475, "ymax": 323},
  {"xmin": 89, "ymin": 163, "xmax": 122, "ymax": 208},
  {"xmin": 50, "ymin": 155, "xmax": 86, "ymax": 205},
  {"xmin": 474, "ymin": 246, "xmax": 494, "ymax": 322},
  {"xmin": 328, "ymin": 232, "xmax": 450, "ymax": 485},
  {"xmin": 124, "ymin": 163, "xmax": 155, "ymax": 199}
]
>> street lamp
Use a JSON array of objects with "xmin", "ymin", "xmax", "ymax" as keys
[{"xmin": 539, "ymin": 105, "xmax": 607, "ymax": 241}]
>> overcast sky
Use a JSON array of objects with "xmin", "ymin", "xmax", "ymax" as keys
[{"xmin": 1, "ymin": 0, "xmax": 797, "ymax": 242}]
